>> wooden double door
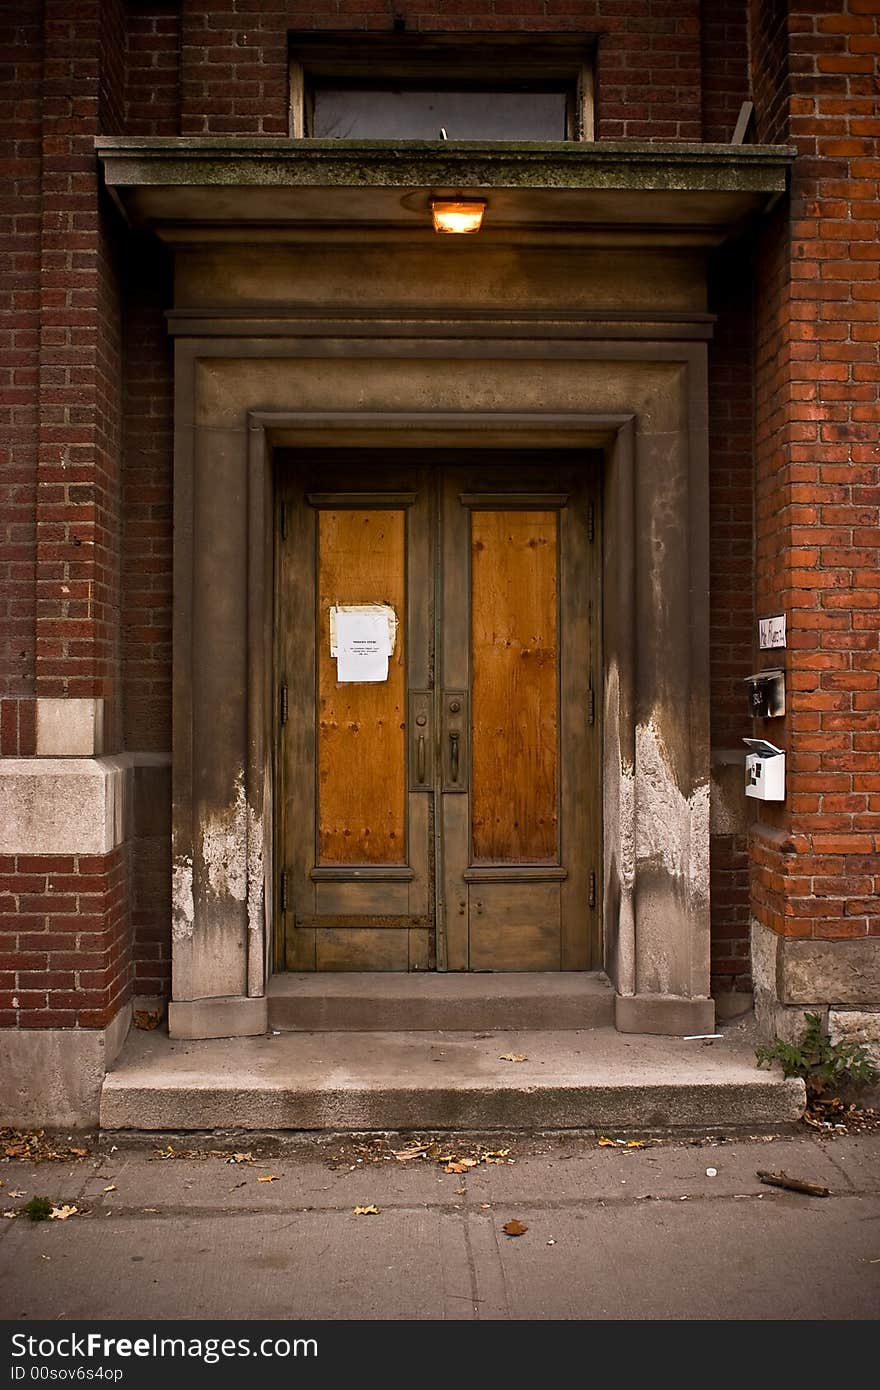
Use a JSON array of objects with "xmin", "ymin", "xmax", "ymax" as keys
[{"xmin": 276, "ymin": 452, "xmax": 600, "ymax": 972}]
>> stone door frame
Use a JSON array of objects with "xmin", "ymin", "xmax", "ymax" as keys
[{"xmin": 167, "ymin": 329, "xmax": 714, "ymax": 1040}]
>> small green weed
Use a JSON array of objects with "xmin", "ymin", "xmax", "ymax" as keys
[
  {"xmin": 21, "ymin": 1196, "xmax": 52, "ymax": 1222},
  {"xmin": 757, "ymin": 1011, "xmax": 878, "ymax": 1099}
]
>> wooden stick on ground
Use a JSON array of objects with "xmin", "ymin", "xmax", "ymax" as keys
[{"xmin": 756, "ymin": 1170, "xmax": 830, "ymax": 1198}]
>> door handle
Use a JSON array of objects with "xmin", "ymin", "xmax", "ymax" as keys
[
  {"xmin": 442, "ymin": 692, "xmax": 467, "ymax": 792},
  {"xmin": 409, "ymin": 692, "xmax": 432, "ymax": 791},
  {"xmin": 450, "ymin": 731, "xmax": 459, "ymax": 783}
]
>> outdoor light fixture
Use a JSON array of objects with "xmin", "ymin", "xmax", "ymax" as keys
[{"xmin": 430, "ymin": 199, "xmax": 487, "ymax": 234}]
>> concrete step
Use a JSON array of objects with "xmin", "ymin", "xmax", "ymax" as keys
[
  {"xmin": 268, "ymin": 971, "xmax": 615, "ymax": 1032},
  {"xmin": 100, "ymin": 1023, "xmax": 805, "ymax": 1133}
]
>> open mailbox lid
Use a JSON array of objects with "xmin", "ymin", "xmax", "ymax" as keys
[{"xmin": 743, "ymin": 738, "xmax": 784, "ymax": 758}]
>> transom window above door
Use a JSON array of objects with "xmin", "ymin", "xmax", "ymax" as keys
[{"xmin": 289, "ymin": 34, "xmax": 595, "ymax": 141}]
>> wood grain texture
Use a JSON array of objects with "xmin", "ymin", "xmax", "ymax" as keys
[
  {"xmin": 318, "ymin": 509, "xmax": 406, "ymax": 863},
  {"xmin": 468, "ymin": 883, "xmax": 561, "ymax": 971},
  {"xmin": 471, "ymin": 510, "xmax": 559, "ymax": 863},
  {"xmin": 315, "ymin": 928, "xmax": 409, "ymax": 971}
]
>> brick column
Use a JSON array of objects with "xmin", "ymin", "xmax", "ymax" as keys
[{"xmin": 750, "ymin": 0, "xmax": 880, "ymax": 1048}]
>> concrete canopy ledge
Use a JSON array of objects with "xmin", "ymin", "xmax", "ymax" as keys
[
  {"xmin": 95, "ymin": 138, "xmax": 794, "ymax": 241},
  {"xmin": 100, "ymin": 1026, "xmax": 805, "ymax": 1133}
]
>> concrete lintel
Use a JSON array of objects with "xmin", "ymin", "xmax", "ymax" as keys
[
  {"xmin": 0, "ymin": 1004, "xmax": 131, "ymax": 1130},
  {"xmin": 615, "ymin": 993, "xmax": 716, "ymax": 1037},
  {"xmin": 35, "ymin": 698, "xmax": 105, "ymax": 757},
  {"xmin": 168, "ymin": 995, "xmax": 268, "ymax": 1040}
]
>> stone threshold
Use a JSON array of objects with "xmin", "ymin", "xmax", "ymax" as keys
[{"xmin": 268, "ymin": 970, "xmax": 615, "ymax": 1032}]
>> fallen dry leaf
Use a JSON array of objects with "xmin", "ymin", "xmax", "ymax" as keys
[
  {"xmin": 626, "ymin": 1140, "xmax": 647, "ymax": 1149},
  {"xmin": 226, "ymin": 1152, "xmax": 254, "ymax": 1165},
  {"xmin": 8, "ymin": 1190, "xmax": 25, "ymax": 1200},
  {"xmin": 598, "ymin": 1137, "xmax": 616, "ymax": 1147},
  {"xmin": 353, "ymin": 1205, "xmax": 380, "ymax": 1216},
  {"xmin": 2, "ymin": 1211, "xmax": 17, "ymax": 1220},
  {"xmin": 103, "ymin": 1185, "xmax": 116, "ymax": 1193},
  {"xmin": 499, "ymin": 1053, "xmax": 527, "ymax": 1063},
  {"xmin": 393, "ymin": 1145, "xmax": 429, "ymax": 1162},
  {"xmin": 68, "ymin": 1148, "xmax": 88, "ymax": 1158},
  {"xmin": 49, "ymin": 1205, "xmax": 77, "ymax": 1221},
  {"xmin": 256, "ymin": 1174, "xmax": 280, "ymax": 1183},
  {"xmin": 444, "ymin": 1158, "xmax": 478, "ymax": 1174},
  {"xmin": 502, "ymin": 1219, "xmax": 528, "ymax": 1237}
]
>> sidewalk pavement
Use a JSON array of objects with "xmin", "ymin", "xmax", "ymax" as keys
[{"xmin": 1, "ymin": 1122, "xmax": 878, "ymax": 1320}]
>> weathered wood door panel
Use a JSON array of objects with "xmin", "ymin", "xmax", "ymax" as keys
[
  {"xmin": 441, "ymin": 463, "xmax": 595, "ymax": 971},
  {"xmin": 277, "ymin": 453, "xmax": 599, "ymax": 972}
]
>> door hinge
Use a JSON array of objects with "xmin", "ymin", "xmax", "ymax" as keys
[
  {"xmin": 280, "ymin": 870, "xmax": 289, "ymax": 913},
  {"xmin": 589, "ymin": 871, "xmax": 596, "ymax": 910},
  {"xmin": 279, "ymin": 682, "xmax": 288, "ymax": 725},
  {"xmin": 588, "ymin": 682, "xmax": 595, "ymax": 726},
  {"xmin": 587, "ymin": 501, "xmax": 595, "ymax": 544}
]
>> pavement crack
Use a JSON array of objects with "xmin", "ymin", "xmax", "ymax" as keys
[
  {"xmin": 461, "ymin": 1208, "xmax": 481, "ymax": 1318},
  {"xmin": 817, "ymin": 1142, "xmax": 858, "ymax": 1192}
]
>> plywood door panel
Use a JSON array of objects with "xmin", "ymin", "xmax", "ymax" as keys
[
  {"xmin": 314, "ymin": 881, "xmax": 410, "ymax": 915},
  {"xmin": 279, "ymin": 458, "xmax": 434, "ymax": 971},
  {"xmin": 440, "ymin": 459, "xmax": 600, "ymax": 973},
  {"xmin": 317, "ymin": 509, "xmax": 406, "ymax": 864},
  {"xmin": 278, "ymin": 452, "xmax": 600, "ymax": 974},
  {"xmin": 316, "ymin": 928, "xmax": 410, "ymax": 972},
  {"xmin": 471, "ymin": 509, "xmax": 558, "ymax": 863},
  {"xmin": 468, "ymin": 883, "xmax": 562, "ymax": 971}
]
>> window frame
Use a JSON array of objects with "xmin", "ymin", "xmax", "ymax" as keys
[{"xmin": 288, "ymin": 34, "xmax": 595, "ymax": 143}]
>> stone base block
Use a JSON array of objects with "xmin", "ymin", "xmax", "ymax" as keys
[
  {"xmin": 751, "ymin": 917, "xmax": 880, "ymax": 1010},
  {"xmin": 754, "ymin": 993, "xmax": 826, "ymax": 1047},
  {"xmin": 0, "ymin": 1004, "xmax": 131, "ymax": 1129},
  {"xmin": 828, "ymin": 1009, "xmax": 880, "ymax": 1068},
  {"xmin": 615, "ymin": 993, "xmax": 715, "ymax": 1037},
  {"xmin": 168, "ymin": 995, "xmax": 268, "ymax": 1040}
]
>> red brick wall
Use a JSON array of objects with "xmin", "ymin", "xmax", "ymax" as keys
[
  {"xmin": 5, "ymin": 1, "xmax": 875, "ymax": 1025},
  {"xmin": 121, "ymin": 235, "xmax": 173, "ymax": 755},
  {"xmin": 171, "ymin": 0, "xmax": 704, "ymax": 141},
  {"xmin": 124, "ymin": 1, "xmax": 181, "ymax": 137},
  {"xmin": 701, "ymin": 0, "xmax": 750, "ymax": 143},
  {"xmin": 35, "ymin": 0, "xmax": 125, "ymax": 735},
  {"xmin": 0, "ymin": 3, "xmax": 42, "ymax": 702},
  {"xmin": 708, "ymin": 240, "xmax": 757, "ymax": 994},
  {"xmin": 751, "ymin": 0, "xmax": 880, "ymax": 944},
  {"xmin": 0, "ymin": 847, "xmax": 131, "ymax": 1029}
]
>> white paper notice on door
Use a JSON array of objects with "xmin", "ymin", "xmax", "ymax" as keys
[{"xmin": 330, "ymin": 604, "xmax": 397, "ymax": 683}]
